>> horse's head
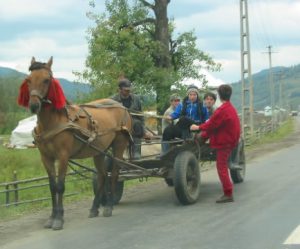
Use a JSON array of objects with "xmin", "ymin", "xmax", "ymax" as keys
[
  {"xmin": 18, "ymin": 57, "xmax": 66, "ymax": 114},
  {"xmin": 26, "ymin": 57, "xmax": 53, "ymax": 113}
]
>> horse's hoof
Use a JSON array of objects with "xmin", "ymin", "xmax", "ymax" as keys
[
  {"xmin": 52, "ymin": 218, "xmax": 64, "ymax": 230},
  {"xmin": 44, "ymin": 217, "xmax": 54, "ymax": 229},
  {"xmin": 89, "ymin": 209, "xmax": 99, "ymax": 218},
  {"xmin": 103, "ymin": 207, "xmax": 112, "ymax": 217}
]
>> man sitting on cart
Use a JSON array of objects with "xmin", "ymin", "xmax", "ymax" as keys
[
  {"xmin": 161, "ymin": 85, "xmax": 209, "ymax": 154},
  {"xmin": 111, "ymin": 77, "xmax": 151, "ymax": 159}
]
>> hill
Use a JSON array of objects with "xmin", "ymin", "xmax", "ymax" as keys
[
  {"xmin": 1, "ymin": 64, "xmax": 300, "ymax": 134},
  {"xmin": 230, "ymin": 64, "xmax": 300, "ymax": 112},
  {"xmin": 0, "ymin": 67, "xmax": 92, "ymax": 101},
  {"xmin": 0, "ymin": 67, "xmax": 92, "ymax": 133}
]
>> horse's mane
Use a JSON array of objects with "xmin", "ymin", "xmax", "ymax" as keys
[{"xmin": 29, "ymin": 62, "xmax": 51, "ymax": 72}]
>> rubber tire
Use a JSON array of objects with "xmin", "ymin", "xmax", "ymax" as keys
[
  {"xmin": 174, "ymin": 151, "xmax": 201, "ymax": 205},
  {"xmin": 92, "ymin": 157, "xmax": 124, "ymax": 205},
  {"xmin": 229, "ymin": 139, "xmax": 246, "ymax": 183}
]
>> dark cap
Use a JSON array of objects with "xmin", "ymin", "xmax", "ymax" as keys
[
  {"xmin": 204, "ymin": 92, "xmax": 217, "ymax": 101},
  {"xmin": 118, "ymin": 79, "xmax": 132, "ymax": 90}
]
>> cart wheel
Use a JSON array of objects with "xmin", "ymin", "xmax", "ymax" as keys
[
  {"xmin": 229, "ymin": 139, "xmax": 246, "ymax": 183},
  {"xmin": 164, "ymin": 178, "xmax": 174, "ymax": 187},
  {"xmin": 174, "ymin": 151, "xmax": 201, "ymax": 205},
  {"xmin": 92, "ymin": 156, "xmax": 124, "ymax": 205}
]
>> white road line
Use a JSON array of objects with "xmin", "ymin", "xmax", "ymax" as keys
[{"xmin": 284, "ymin": 225, "xmax": 300, "ymax": 245}]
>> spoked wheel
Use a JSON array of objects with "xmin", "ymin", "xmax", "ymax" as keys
[
  {"xmin": 229, "ymin": 138, "xmax": 246, "ymax": 183},
  {"xmin": 174, "ymin": 151, "xmax": 201, "ymax": 205},
  {"xmin": 92, "ymin": 156, "xmax": 124, "ymax": 205}
]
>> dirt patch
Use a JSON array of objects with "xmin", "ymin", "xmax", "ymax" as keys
[{"xmin": 1, "ymin": 118, "xmax": 300, "ymax": 246}]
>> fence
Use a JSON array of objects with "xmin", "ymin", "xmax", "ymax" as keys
[
  {"xmin": 243, "ymin": 110, "xmax": 291, "ymax": 145},
  {"xmin": 0, "ymin": 169, "xmax": 91, "ymax": 207}
]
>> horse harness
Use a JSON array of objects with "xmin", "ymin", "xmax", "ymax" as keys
[{"xmin": 32, "ymin": 102, "xmax": 132, "ymax": 147}]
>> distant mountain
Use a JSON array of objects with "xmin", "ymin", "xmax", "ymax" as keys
[
  {"xmin": 0, "ymin": 67, "xmax": 94, "ymax": 134},
  {"xmin": 0, "ymin": 67, "xmax": 26, "ymax": 78},
  {"xmin": 0, "ymin": 66, "xmax": 92, "ymax": 101},
  {"xmin": 2, "ymin": 63, "xmax": 300, "ymax": 112},
  {"xmin": 230, "ymin": 64, "xmax": 300, "ymax": 112},
  {"xmin": 56, "ymin": 78, "xmax": 92, "ymax": 101}
]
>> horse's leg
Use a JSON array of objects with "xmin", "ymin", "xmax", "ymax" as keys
[
  {"xmin": 89, "ymin": 154, "xmax": 105, "ymax": 218},
  {"xmin": 103, "ymin": 133, "xmax": 128, "ymax": 217},
  {"xmin": 51, "ymin": 157, "xmax": 68, "ymax": 230},
  {"xmin": 41, "ymin": 155, "xmax": 57, "ymax": 229}
]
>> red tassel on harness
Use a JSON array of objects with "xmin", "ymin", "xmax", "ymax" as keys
[
  {"xmin": 47, "ymin": 78, "xmax": 66, "ymax": 109},
  {"xmin": 17, "ymin": 78, "xmax": 66, "ymax": 109},
  {"xmin": 17, "ymin": 80, "xmax": 30, "ymax": 107}
]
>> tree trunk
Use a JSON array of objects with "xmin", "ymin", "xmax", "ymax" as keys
[
  {"xmin": 153, "ymin": 0, "xmax": 172, "ymax": 116},
  {"xmin": 153, "ymin": 0, "xmax": 170, "ymax": 68},
  {"xmin": 139, "ymin": 0, "xmax": 171, "ymax": 133}
]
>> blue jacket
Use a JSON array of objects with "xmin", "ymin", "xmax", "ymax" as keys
[{"xmin": 170, "ymin": 99, "xmax": 209, "ymax": 124}]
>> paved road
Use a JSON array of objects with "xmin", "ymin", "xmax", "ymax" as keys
[{"xmin": 2, "ymin": 133, "xmax": 300, "ymax": 249}]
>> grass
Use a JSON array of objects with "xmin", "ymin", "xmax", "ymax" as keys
[
  {"xmin": 246, "ymin": 118, "xmax": 295, "ymax": 150},
  {"xmin": 0, "ymin": 143, "xmax": 156, "ymax": 220},
  {"xmin": 0, "ymin": 142, "xmax": 97, "ymax": 220}
]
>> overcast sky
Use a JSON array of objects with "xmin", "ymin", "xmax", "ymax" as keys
[{"xmin": 0, "ymin": 0, "xmax": 299, "ymax": 86}]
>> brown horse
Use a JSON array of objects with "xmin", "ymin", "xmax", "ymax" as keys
[{"xmin": 18, "ymin": 57, "xmax": 133, "ymax": 230}]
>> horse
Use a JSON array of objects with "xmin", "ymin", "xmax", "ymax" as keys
[{"xmin": 17, "ymin": 57, "xmax": 133, "ymax": 230}]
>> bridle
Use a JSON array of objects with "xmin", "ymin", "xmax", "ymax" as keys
[{"xmin": 29, "ymin": 62, "xmax": 53, "ymax": 104}]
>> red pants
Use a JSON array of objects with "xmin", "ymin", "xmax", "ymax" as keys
[{"xmin": 216, "ymin": 148, "xmax": 233, "ymax": 196}]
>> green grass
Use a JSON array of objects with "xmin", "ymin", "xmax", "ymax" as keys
[
  {"xmin": 246, "ymin": 118, "xmax": 295, "ymax": 149},
  {"xmin": 0, "ymin": 144, "xmax": 156, "ymax": 220},
  {"xmin": 0, "ymin": 146, "xmax": 95, "ymax": 220}
]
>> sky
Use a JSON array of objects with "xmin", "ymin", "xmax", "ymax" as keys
[{"xmin": 1, "ymin": 0, "xmax": 299, "ymax": 87}]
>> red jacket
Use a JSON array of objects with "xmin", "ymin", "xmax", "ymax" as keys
[{"xmin": 200, "ymin": 101, "xmax": 240, "ymax": 149}]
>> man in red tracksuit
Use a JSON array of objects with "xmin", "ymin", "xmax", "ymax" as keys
[{"xmin": 190, "ymin": 84, "xmax": 240, "ymax": 203}]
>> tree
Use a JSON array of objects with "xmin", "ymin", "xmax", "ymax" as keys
[{"xmin": 82, "ymin": 0, "xmax": 220, "ymax": 114}]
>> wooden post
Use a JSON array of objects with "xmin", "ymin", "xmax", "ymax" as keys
[
  {"xmin": 13, "ymin": 171, "xmax": 18, "ymax": 206},
  {"xmin": 5, "ymin": 184, "xmax": 9, "ymax": 207}
]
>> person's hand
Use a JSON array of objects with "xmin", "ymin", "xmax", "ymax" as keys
[
  {"xmin": 164, "ymin": 115, "xmax": 173, "ymax": 121},
  {"xmin": 143, "ymin": 131, "xmax": 153, "ymax": 142},
  {"xmin": 190, "ymin": 124, "xmax": 200, "ymax": 131}
]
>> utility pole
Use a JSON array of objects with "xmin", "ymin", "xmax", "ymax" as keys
[
  {"xmin": 277, "ymin": 71, "xmax": 284, "ymax": 123},
  {"xmin": 240, "ymin": 0, "xmax": 254, "ymax": 138},
  {"xmin": 279, "ymin": 75, "xmax": 283, "ymax": 123},
  {"xmin": 266, "ymin": 45, "xmax": 275, "ymax": 130}
]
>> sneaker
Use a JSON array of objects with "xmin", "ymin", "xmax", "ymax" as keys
[{"xmin": 216, "ymin": 195, "xmax": 234, "ymax": 203}]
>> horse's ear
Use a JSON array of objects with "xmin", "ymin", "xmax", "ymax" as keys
[
  {"xmin": 47, "ymin": 56, "xmax": 53, "ymax": 69},
  {"xmin": 31, "ymin": 57, "xmax": 36, "ymax": 65}
]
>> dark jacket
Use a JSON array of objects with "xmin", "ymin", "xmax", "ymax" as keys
[
  {"xmin": 111, "ymin": 93, "xmax": 142, "ymax": 112},
  {"xmin": 200, "ymin": 101, "xmax": 240, "ymax": 149},
  {"xmin": 111, "ymin": 93, "xmax": 145, "ymax": 137}
]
